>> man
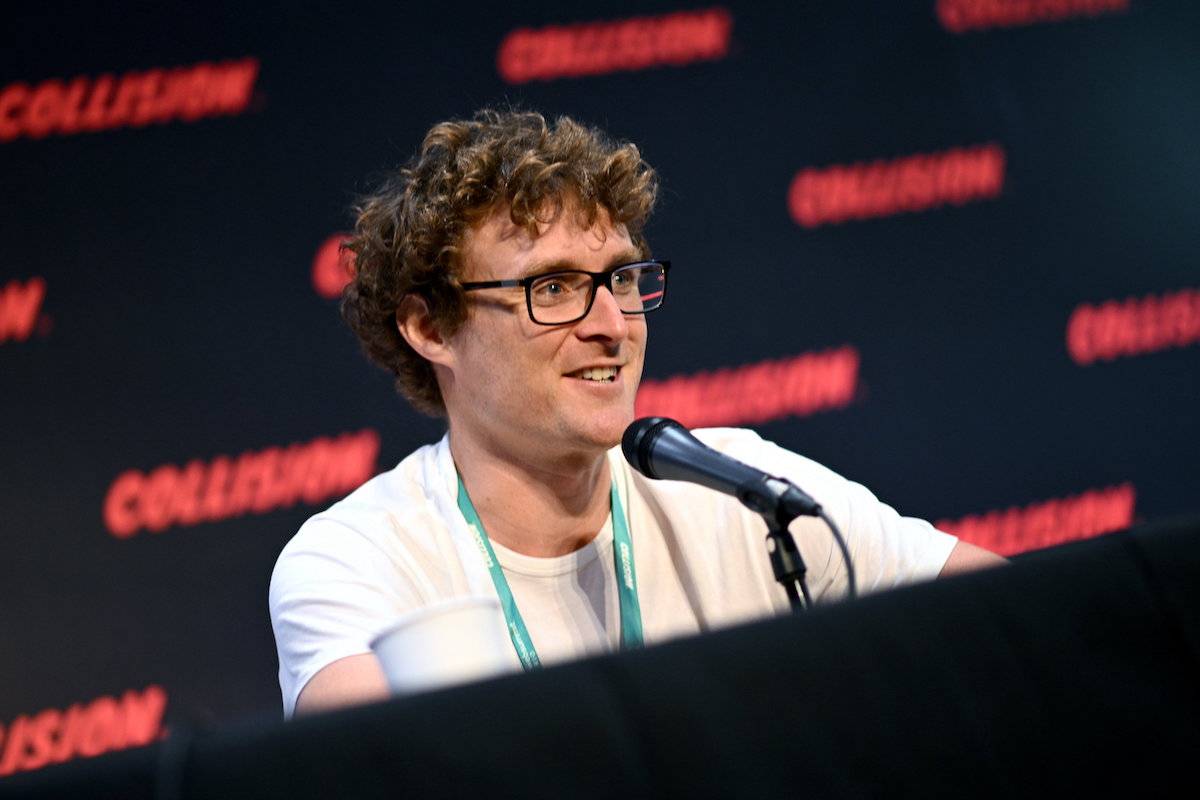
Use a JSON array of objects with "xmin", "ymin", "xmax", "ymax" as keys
[{"xmin": 270, "ymin": 109, "xmax": 1002, "ymax": 718}]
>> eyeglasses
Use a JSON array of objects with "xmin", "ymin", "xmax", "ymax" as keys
[{"xmin": 459, "ymin": 260, "xmax": 670, "ymax": 326}]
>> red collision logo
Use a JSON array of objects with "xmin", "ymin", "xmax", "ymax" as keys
[
  {"xmin": 498, "ymin": 7, "xmax": 733, "ymax": 84},
  {"xmin": 312, "ymin": 233, "xmax": 355, "ymax": 299},
  {"xmin": 636, "ymin": 346, "xmax": 859, "ymax": 428},
  {"xmin": 0, "ymin": 58, "xmax": 259, "ymax": 143},
  {"xmin": 103, "ymin": 430, "xmax": 380, "ymax": 538},
  {"xmin": 1066, "ymin": 287, "xmax": 1200, "ymax": 365},
  {"xmin": 937, "ymin": 0, "xmax": 1130, "ymax": 33},
  {"xmin": 0, "ymin": 685, "xmax": 167, "ymax": 778},
  {"xmin": 0, "ymin": 277, "xmax": 47, "ymax": 342},
  {"xmin": 788, "ymin": 143, "xmax": 1005, "ymax": 228},
  {"xmin": 936, "ymin": 483, "xmax": 1135, "ymax": 556}
]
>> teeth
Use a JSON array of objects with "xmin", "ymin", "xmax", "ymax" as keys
[{"xmin": 577, "ymin": 366, "xmax": 618, "ymax": 382}]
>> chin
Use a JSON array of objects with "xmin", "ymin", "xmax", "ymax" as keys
[{"xmin": 575, "ymin": 412, "xmax": 633, "ymax": 451}]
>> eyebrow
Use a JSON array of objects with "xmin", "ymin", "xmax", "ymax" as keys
[{"xmin": 517, "ymin": 249, "xmax": 646, "ymax": 279}]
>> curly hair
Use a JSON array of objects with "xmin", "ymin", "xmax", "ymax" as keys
[{"xmin": 341, "ymin": 109, "xmax": 659, "ymax": 416}]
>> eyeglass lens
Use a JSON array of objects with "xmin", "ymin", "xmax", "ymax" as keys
[{"xmin": 529, "ymin": 264, "xmax": 665, "ymax": 324}]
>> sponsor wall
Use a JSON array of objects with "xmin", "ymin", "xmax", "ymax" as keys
[{"xmin": 2, "ymin": 0, "xmax": 1198, "ymax": 776}]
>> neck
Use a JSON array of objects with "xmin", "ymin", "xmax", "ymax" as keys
[{"xmin": 449, "ymin": 425, "xmax": 613, "ymax": 558}]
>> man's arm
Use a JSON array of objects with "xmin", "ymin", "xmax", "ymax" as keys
[
  {"xmin": 294, "ymin": 653, "xmax": 391, "ymax": 716},
  {"xmin": 938, "ymin": 539, "xmax": 1006, "ymax": 577}
]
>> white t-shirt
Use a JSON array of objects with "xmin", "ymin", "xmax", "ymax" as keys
[{"xmin": 269, "ymin": 428, "xmax": 956, "ymax": 717}]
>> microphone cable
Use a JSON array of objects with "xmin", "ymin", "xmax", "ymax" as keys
[{"xmin": 817, "ymin": 507, "xmax": 856, "ymax": 601}]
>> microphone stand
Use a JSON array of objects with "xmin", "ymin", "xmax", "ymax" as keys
[
  {"xmin": 762, "ymin": 506, "xmax": 813, "ymax": 613},
  {"xmin": 737, "ymin": 478, "xmax": 819, "ymax": 613}
]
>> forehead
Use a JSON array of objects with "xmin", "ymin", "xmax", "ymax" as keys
[{"xmin": 459, "ymin": 202, "xmax": 636, "ymax": 281}]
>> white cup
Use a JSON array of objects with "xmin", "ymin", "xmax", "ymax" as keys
[{"xmin": 370, "ymin": 595, "xmax": 514, "ymax": 697}]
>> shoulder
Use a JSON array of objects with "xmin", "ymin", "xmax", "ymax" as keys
[
  {"xmin": 631, "ymin": 427, "xmax": 957, "ymax": 593},
  {"xmin": 690, "ymin": 427, "xmax": 845, "ymax": 488},
  {"xmin": 269, "ymin": 440, "xmax": 451, "ymax": 602},
  {"xmin": 690, "ymin": 426, "xmax": 778, "ymax": 458}
]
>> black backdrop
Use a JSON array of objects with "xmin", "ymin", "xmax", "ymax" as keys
[{"xmin": 2, "ymin": 0, "xmax": 1198, "ymax": 776}]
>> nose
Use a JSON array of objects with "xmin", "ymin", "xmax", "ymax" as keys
[{"xmin": 574, "ymin": 285, "xmax": 629, "ymax": 342}]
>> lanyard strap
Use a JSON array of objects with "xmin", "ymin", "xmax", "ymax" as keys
[{"xmin": 455, "ymin": 469, "xmax": 645, "ymax": 671}]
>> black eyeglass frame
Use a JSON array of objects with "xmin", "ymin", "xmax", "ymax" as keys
[{"xmin": 459, "ymin": 259, "xmax": 671, "ymax": 326}]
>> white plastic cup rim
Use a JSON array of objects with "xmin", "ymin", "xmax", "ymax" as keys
[
  {"xmin": 368, "ymin": 595, "xmax": 502, "ymax": 650},
  {"xmin": 369, "ymin": 595, "xmax": 512, "ymax": 697}
]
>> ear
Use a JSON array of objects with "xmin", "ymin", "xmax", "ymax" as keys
[{"xmin": 396, "ymin": 294, "xmax": 454, "ymax": 368}]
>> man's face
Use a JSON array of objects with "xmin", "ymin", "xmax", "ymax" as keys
[{"xmin": 442, "ymin": 202, "xmax": 647, "ymax": 461}]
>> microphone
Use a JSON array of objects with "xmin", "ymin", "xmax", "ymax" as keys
[{"xmin": 621, "ymin": 417, "xmax": 821, "ymax": 521}]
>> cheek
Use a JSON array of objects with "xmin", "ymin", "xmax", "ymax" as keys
[
  {"xmin": 629, "ymin": 320, "xmax": 649, "ymax": 352},
  {"xmin": 457, "ymin": 316, "xmax": 571, "ymax": 406},
  {"xmin": 498, "ymin": 336, "xmax": 561, "ymax": 400}
]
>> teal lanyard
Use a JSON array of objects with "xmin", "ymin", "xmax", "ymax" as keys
[{"xmin": 455, "ymin": 469, "xmax": 645, "ymax": 671}]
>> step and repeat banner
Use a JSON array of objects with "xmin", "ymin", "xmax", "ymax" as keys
[{"xmin": 2, "ymin": 0, "xmax": 1197, "ymax": 778}]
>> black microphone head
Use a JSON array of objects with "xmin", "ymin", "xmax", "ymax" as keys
[{"xmin": 621, "ymin": 417, "xmax": 679, "ymax": 476}]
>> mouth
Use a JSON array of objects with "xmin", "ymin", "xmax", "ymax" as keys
[{"xmin": 566, "ymin": 365, "xmax": 621, "ymax": 383}]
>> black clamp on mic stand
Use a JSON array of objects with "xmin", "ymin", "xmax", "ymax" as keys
[{"xmin": 738, "ymin": 477, "xmax": 821, "ymax": 613}]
